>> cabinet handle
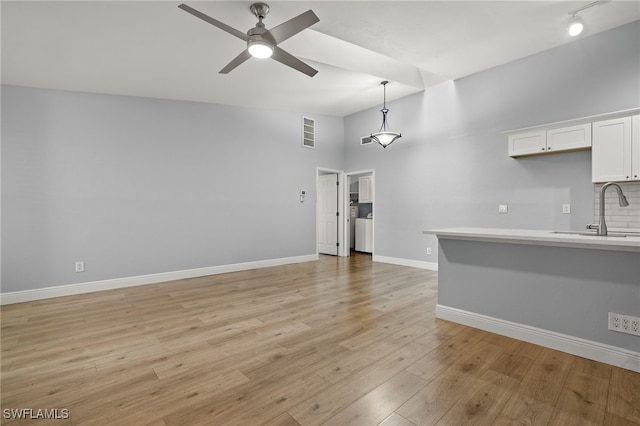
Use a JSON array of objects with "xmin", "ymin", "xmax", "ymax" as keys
[
  {"xmin": 547, "ymin": 147, "xmax": 552, "ymax": 150},
  {"xmin": 541, "ymin": 147, "xmax": 545, "ymax": 151}
]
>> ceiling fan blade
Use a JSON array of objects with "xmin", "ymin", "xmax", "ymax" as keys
[
  {"xmin": 178, "ymin": 4, "xmax": 249, "ymax": 41},
  {"xmin": 265, "ymin": 10, "xmax": 319, "ymax": 45},
  {"xmin": 219, "ymin": 49, "xmax": 252, "ymax": 74},
  {"xmin": 272, "ymin": 46, "xmax": 318, "ymax": 77}
]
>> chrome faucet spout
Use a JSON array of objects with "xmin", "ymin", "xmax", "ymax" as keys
[{"xmin": 598, "ymin": 182, "xmax": 630, "ymax": 236}]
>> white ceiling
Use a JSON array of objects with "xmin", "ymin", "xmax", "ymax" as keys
[{"xmin": 2, "ymin": 1, "xmax": 639, "ymax": 116}]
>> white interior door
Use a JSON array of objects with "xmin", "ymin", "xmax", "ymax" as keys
[{"xmin": 318, "ymin": 173, "xmax": 338, "ymax": 255}]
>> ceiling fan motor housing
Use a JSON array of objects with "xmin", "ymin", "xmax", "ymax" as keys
[{"xmin": 247, "ymin": 23, "xmax": 271, "ymax": 41}]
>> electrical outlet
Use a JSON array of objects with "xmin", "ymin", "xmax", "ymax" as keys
[
  {"xmin": 498, "ymin": 204, "xmax": 508, "ymax": 214},
  {"xmin": 609, "ymin": 312, "xmax": 621, "ymax": 331},
  {"xmin": 426, "ymin": 248, "xmax": 432, "ymax": 255},
  {"xmin": 608, "ymin": 312, "xmax": 640, "ymax": 336},
  {"xmin": 622, "ymin": 317, "xmax": 630, "ymax": 332},
  {"xmin": 562, "ymin": 203, "xmax": 571, "ymax": 214},
  {"xmin": 75, "ymin": 261, "xmax": 85, "ymax": 273}
]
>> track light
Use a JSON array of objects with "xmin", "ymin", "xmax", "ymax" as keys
[
  {"xmin": 568, "ymin": 14, "xmax": 584, "ymax": 37},
  {"xmin": 566, "ymin": 0, "xmax": 611, "ymax": 37}
]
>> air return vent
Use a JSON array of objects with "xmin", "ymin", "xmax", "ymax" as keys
[
  {"xmin": 302, "ymin": 116, "xmax": 315, "ymax": 148},
  {"xmin": 360, "ymin": 136, "xmax": 373, "ymax": 146}
]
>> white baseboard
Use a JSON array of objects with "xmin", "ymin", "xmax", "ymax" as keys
[
  {"xmin": 436, "ymin": 304, "xmax": 640, "ymax": 373},
  {"xmin": 373, "ymin": 255, "xmax": 438, "ymax": 271},
  {"xmin": 0, "ymin": 254, "xmax": 318, "ymax": 305}
]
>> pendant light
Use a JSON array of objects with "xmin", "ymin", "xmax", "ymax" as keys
[{"xmin": 370, "ymin": 81, "xmax": 402, "ymax": 148}]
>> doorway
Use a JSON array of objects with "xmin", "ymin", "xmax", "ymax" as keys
[
  {"xmin": 342, "ymin": 170, "xmax": 375, "ymax": 257},
  {"xmin": 316, "ymin": 168, "xmax": 374, "ymax": 258}
]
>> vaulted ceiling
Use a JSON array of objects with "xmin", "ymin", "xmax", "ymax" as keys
[{"xmin": 2, "ymin": 1, "xmax": 638, "ymax": 116}]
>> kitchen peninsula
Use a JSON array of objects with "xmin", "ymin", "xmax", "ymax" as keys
[{"xmin": 424, "ymin": 227, "xmax": 640, "ymax": 372}]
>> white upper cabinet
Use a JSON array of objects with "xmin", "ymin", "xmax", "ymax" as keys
[
  {"xmin": 508, "ymin": 123, "xmax": 591, "ymax": 157},
  {"xmin": 358, "ymin": 176, "xmax": 374, "ymax": 203},
  {"xmin": 592, "ymin": 114, "xmax": 640, "ymax": 183},
  {"xmin": 547, "ymin": 123, "xmax": 592, "ymax": 152},
  {"xmin": 508, "ymin": 130, "xmax": 546, "ymax": 157}
]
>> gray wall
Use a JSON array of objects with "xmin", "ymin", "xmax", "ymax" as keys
[
  {"xmin": 344, "ymin": 21, "xmax": 640, "ymax": 263},
  {"xmin": 438, "ymin": 239, "xmax": 640, "ymax": 352},
  {"xmin": 1, "ymin": 87, "xmax": 344, "ymax": 292}
]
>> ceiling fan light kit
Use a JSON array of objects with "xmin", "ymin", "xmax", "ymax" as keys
[
  {"xmin": 371, "ymin": 81, "xmax": 402, "ymax": 149},
  {"xmin": 247, "ymin": 39, "xmax": 273, "ymax": 58},
  {"xmin": 178, "ymin": 2, "xmax": 319, "ymax": 76}
]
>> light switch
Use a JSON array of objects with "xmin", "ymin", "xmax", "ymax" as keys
[{"xmin": 498, "ymin": 204, "xmax": 508, "ymax": 214}]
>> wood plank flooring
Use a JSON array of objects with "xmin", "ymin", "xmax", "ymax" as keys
[{"xmin": 1, "ymin": 253, "xmax": 639, "ymax": 425}]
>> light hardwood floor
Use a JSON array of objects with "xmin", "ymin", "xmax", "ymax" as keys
[{"xmin": 1, "ymin": 253, "xmax": 639, "ymax": 425}]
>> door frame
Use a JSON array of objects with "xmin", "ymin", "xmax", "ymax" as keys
[
  {"xmin": 341, "ymin": 169, "xmax": 375, "ymax": 257},
  {"xmin": 316, "ymin": 167, "xmax": 345, "ymax": 256}
]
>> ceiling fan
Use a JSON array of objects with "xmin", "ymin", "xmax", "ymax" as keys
[{"xmin": 178, "ymin": 3, "xmax": 320, "ymax": 77}]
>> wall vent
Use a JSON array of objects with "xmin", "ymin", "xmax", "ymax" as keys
[
  {"xmin": 360, "ymin": 135, "xmax": 373, "ymax": 146},
  {"xmin": 302, "ymin": 116, "xmax": 315, "ymax": 148}
]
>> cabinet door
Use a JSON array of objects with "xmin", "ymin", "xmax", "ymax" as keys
[
  {"xmin": 592, "ymin": 117, "xmax": 632, "ymax": 183},
  {"xmin": 358, "ymin": 176, "xmax": 374, "ymax": 203},
  {"xmin": 508, "ymin": 130, "xmax": 546, "ymax": 157},
  {"xmin": 546, "ymin": 123, "xmax": 591, "ymax": 152},
  {"xmin": 632, "ymin": 115, "xmax": 640, "ymax": 181}
]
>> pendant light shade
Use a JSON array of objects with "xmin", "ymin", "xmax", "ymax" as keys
[{"xmin": 370, "ymin": 81, "xmax": 402, "ymax": 148}]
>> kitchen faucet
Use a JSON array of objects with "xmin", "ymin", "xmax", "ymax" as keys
[{"xmin": 589, "ymin": 182, "xmax": 630, "ymax": 236}]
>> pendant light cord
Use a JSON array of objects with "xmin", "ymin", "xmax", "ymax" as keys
[
  {"xmin": 380, "ymin": 81, "xmax": 389, "ymax": 131},
  {"xmin": 382, "ymin": 81, "xmax": 387, "ymax": 109}
]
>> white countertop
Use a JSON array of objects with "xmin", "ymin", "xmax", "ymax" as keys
[{"xmin": 424, "ymin": 227, "xmax": 640, "ymax": 253}]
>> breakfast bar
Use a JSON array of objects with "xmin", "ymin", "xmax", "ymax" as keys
[{"xmin": 424, "ymin": 227, "xmax": 640, "ymax": 372}]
